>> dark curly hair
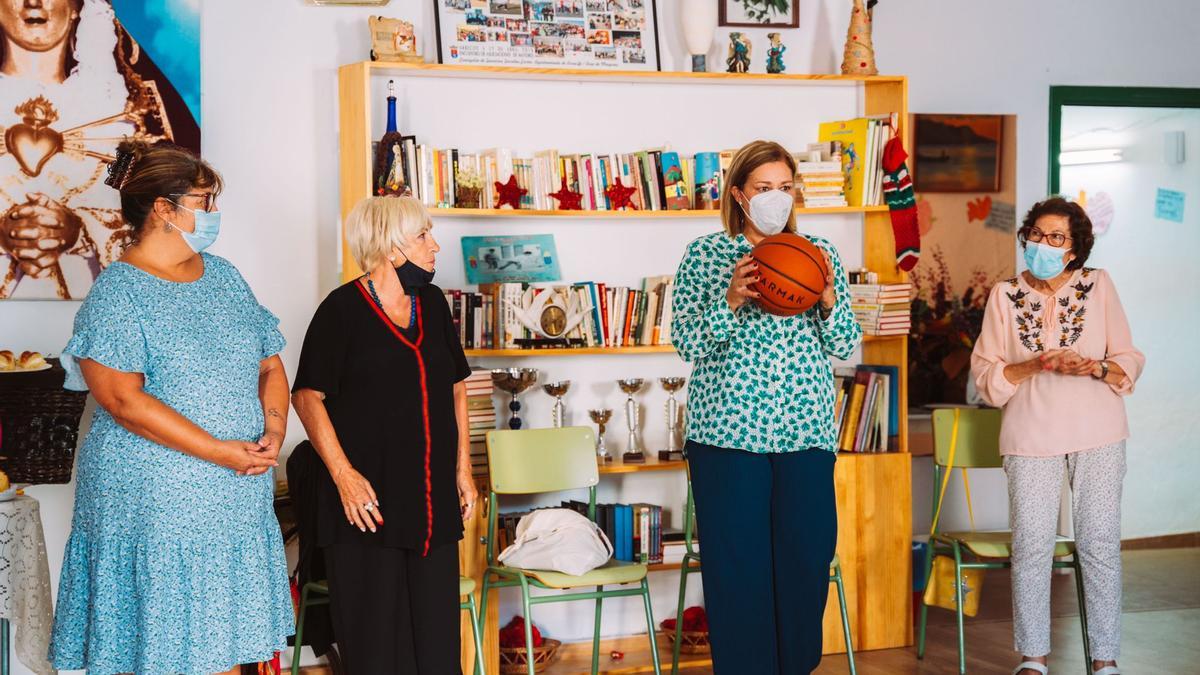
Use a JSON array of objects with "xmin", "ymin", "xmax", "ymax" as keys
[
  {"xmin": 107, "ymin": 139, "xmax": 222, "ymax": 240},
  {"xmin": 1018, "ymin": 197, "xmax": 1094, "ymax": 271}
]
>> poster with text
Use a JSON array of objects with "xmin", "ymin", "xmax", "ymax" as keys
[{"xmin": 434, "ymin": 0, "xmax": 660, "ymax": 71}]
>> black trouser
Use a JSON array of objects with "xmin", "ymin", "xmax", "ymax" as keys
[
  {"xmin": 686, "ymin": 440, "xmax": 838, "ymax": 675},
  {"xmin": 323, "ymin": 539, "xmax": 461, "ymax": 674}
]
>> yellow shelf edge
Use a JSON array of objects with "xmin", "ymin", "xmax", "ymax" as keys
[
  {"xmin": 432, "ymin": 206, "xmax": 888, "ymax": 218},
  {"xmin": 464, "ymin": 346, "xmax": 675, "ymax": 357},
  {"xmin": 355, "ymin": 60, "xmax": 906, "ymax": 85}
]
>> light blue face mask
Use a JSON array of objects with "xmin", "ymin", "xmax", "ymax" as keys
[
  {"xmin": 1023, "ymin": 240, "xmax": 1069, "ymax": 280},
  {"xmin": 169, "ymin": 202, "xmax": 221, "ymax": 253}
]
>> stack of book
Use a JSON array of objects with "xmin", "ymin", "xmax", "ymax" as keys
[
  {"xmin": 794, "ymin": 159, "xmax": 848, "ymax": 208},
  {"xmin": 465, "ymin": 368, "xmax": 496, "ymax": 478},
  {"xmin": 817, "ymin": 113, "xmax": 898, "ymax": 207},
  {"xmin": 849, "ymin": 282, "xmax": 913, "ymax": 336},
  {"xmin": 661, "ymin": 530, "xmax": 698, "ymax": 564},
  {"xmin": 447, "ymin": 276, "xmax": 675, "ymax": 350},
  {"xmin": 833, "ymin": 364, "xmax": 901, "ymax": 453}
]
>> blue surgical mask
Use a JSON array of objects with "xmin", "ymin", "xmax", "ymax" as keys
[
  {"xmin": 1023, "ymin": 241, "xmax": 1069, "ymax": 280},
  {"xmin": 169, "ymin": 203, "xmax": 221, "ymax": 253}
]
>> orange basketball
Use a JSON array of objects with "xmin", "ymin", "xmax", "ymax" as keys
[{"xmin": 750, "ymin": 233, "xmax": 829, "ymax": 316}]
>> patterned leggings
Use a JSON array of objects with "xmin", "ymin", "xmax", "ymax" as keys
[{"xmin": 1003, "ymin": 441, "xmax": 1126, "ymax": 660}]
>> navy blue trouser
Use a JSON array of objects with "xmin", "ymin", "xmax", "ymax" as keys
[{"xmin": 685, "ymin": 440, "xmax": 838, "ymax": 675}]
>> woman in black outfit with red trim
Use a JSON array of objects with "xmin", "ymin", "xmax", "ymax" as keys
[{"xmin": 292, "ymin": 195, "xmax": 477, "ymax": 673}]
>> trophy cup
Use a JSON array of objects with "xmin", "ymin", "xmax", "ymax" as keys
[
  {"xmin": 588, "ymin": 409, "xmax": 613, "ymax": 463},
  {"xmin": 491, "ymin": 368, "xmax": 539, "ymax": 429},
  {"xmin": 542, "ymin": 380, "xmax": 571, "ymax": 428},
  {"xmin": 617, "ymin": 378, "xmax": 647, "ymax": 463},
  {"xmin": 658, "ymin": 377, "xmax": 687, "ymax": 461}
]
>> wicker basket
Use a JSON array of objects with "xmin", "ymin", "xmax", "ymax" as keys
[
  {"xmin": 0, "ymin": 359, "xmax": 87, "ymax": 484},
  {"xmin": 498, "ymin": 638, "xmax": 562, "ymax": 674},
  {"xmin": 663, "ymin": 629, "xmax": 711, "ymax": 654}
]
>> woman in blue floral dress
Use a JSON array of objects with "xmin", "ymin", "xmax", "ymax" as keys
[{"xmin": 50, "ymin": 141, "xmax": 293, "ymax": 674}]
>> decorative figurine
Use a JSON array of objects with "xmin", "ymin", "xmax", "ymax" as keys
[
  {"xmin": 841, "ymin": 0, "xmax": 879, "ymax": 75},
  {"xmin": 726, "ymin": 32, "xmax": 751, "ymax": 74},
  {"xmin": 766, "ymin": 32, "xmax": 786, "ymax": 74},
  {"xmin": 369, "ymin": 16, "xmax": 423, "ymax": 63}
]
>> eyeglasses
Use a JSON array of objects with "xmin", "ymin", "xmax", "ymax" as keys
[
  {"xmin": 169, "ymin": 192, "xmax": 217, "ymax": 212},
  {"xmin": 1024, "ymin": 227, "xmax": 1071, "ymax": 248}
]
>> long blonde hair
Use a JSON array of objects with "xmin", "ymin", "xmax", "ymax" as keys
[{"xmin": 719, "ymin": 140, "xmax": 797, "ymax": 237}]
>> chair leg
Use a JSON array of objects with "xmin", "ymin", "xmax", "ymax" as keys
[
  {"xmin": 953, "ymin": 548, "xmax": 966, "ymax": 675},
  {"xmin": 291, "ymin": 585, "xmax": 310, "ymax": 675},
  {"xmin": 641, "ymin": 578, "xmax": 662, "ymax": 675},
  {"xmin": 917, "ymin": 545, "xmax": 935, "ymax": 659},
  {"xmin": 671, "ymin": 567, "xmax": 689, "ymax": 675},
  {"xmin": 592, "ymin": 586, "xmax": 604, "ymax": 675},
  {"xmin": 1, "ymin": 618, "xmax": 10, "ymax": 675},
  {"xmin": 1074, "ymin": 556, "xmax": 1092, "ymax": 673},
  {"xmin": 522, "ymin": 587, "xmax": 536, "ymax": 675},
  {"xmin": 468, "ymin": 592, "xmax": 486, "ymax": 675},
  {"xmin": 833, "ymin": 567, "xmax": 856, "ymax": 675}
]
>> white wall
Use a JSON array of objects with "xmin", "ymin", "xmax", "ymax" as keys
[
  {"xmin": 2, "ymin": 0, "xmax": 1200, "ymax": 669},
  {"xmin": 1059, "ymin": 106, "xmax": 1200, "ymax": 538}
]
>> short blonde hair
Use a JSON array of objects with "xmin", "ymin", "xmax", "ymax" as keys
[
  {"xmin": 345, "ymin": 196, "xmax": 432, "ymax": 272},
  {"xmin": 720, "ymin": 140, "xmax": 797, "ymax": 237}
]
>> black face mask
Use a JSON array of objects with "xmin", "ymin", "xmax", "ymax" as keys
[{"xmin": 395, "ymin": 259, "xmax": 435, "ymax": 290}]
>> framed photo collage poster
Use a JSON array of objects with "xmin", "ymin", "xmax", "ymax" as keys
[{"xmin": 434, "ymin": 0, "xmax": 662, "ymax": 71}]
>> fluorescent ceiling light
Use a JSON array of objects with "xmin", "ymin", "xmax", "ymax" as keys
[{"xmin": 1059, "ymin": 148, "xmax": 1124, "ymax": 165}]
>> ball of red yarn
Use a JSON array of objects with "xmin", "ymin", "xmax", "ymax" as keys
[
  {"xmin": 659, "ymin": 606, "xmax": 709, "ymax": 632},
  {"xmin": 499, "ymin": 615, "xmax": 544, "ymax": 648}
]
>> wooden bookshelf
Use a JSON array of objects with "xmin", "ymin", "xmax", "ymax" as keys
[
  {"xmin": 463, "ymin": 345, "xmax": 674, "ymax": 357},
  {"xmin": 598, "ymin": 454, "xmax": 686, "ymax": 475},
  {"xmin": 337, "ymin": 61, "xmax": 914, "ymax": 672},
  {"xmin": 430, "ymin": 205, "xmax": 889, "ymax": 218}
]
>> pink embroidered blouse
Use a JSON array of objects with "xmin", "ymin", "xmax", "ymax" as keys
[{"xmin": 971, "ymin": 267, "xmax": 1145, "ymax": 456}]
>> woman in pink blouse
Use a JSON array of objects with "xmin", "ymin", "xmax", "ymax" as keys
[{"xmin": 971, "ymin": 197, "xmax": 1144, "ymax": 675}]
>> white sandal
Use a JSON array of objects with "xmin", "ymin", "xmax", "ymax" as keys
[
  {"xmin": 1012, "ymin": 662, "xmax": 1048, "ymax": 675},
  {"xmin": 1093, "ymin": 668, "xmax": 1120, "ymax": 675}
]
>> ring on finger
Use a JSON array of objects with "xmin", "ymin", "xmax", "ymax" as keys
[{"xmin": 363, "ymin": 502, "xmax": 375, "ymax": 512}]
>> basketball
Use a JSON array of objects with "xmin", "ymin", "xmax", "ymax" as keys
[{"xmin": 750, "ymin": 233, "xmax": 829, "ymax": 316}]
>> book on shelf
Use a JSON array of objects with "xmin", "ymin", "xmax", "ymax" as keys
[
  {"xmin": 834, "ymin": 364, "xmax": 900, "ymax": 452},
  {"xmin": 849, "ymin": 282, "xmax": 913, "ymax": 336},
  {"xmin": 451, "ymin": 276, "xmax": 674, "ymax": 350},
  {"xmin": 817, "ymin": 113, "xmax": 898, "ymax": 207}
]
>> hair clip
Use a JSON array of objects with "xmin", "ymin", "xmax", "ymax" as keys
[{"xmin": 104, "ymin": 149, "xmax": 137, "ymax": 190}]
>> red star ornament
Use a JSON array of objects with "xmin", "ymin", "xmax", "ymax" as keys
[
  {"xmin": 605, "ymin": 178, "xmax": 638, "ymax": 210},
  {"xmin": 549, "ymin": 176, "xmax": 584, "ymax": 210},
  {"xmin": 494, "ymin": 174, "xmax": 527, "ymax": 210}
]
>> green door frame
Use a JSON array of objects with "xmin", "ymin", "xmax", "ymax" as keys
[{"xmin": 1048, "ymin": 85, "xmax": 1200, "ymax": 195}]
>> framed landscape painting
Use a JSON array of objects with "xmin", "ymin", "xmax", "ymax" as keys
[{"xmin": 913, "ymin": 114, "xmax": 1003, "ymax": 192}]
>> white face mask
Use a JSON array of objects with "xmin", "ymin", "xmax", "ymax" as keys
[{"xmin": 740, "ymin": 189, "xmax": 794, "ymax": 236}]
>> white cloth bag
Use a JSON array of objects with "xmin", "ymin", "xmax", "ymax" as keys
[{"xmin": 497, "ymin": 508, "xmax": 613, "ymax": 576}]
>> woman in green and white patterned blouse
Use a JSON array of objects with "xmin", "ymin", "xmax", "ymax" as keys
[{"xmin": 671, "ymin": 140, "xmax": 861, "ymax": 674}]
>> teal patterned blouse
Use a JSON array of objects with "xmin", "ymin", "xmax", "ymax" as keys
[{"xmin": 671, "ymin": 231, "xmax": 862, "ymax": 454}]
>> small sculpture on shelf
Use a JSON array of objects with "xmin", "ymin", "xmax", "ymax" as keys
[
  {"xmin": 658, "ymin": 377, "xmax": 686, "ymax": 461},
  {"xmin": 542, "ymin": 380, "xmax": 571, "ymax": 428},
  {"xmin": 604, "ymin": 178, "xmax": 638, "ymax": 211},
  {"xmin": 766, "ymin": 33, "xmax": 786, "ymax": 74},
  {"xmin": 506, "ymin": 287, "xmax": 592, "ymax": 347},
  {"xmin": 455, "ymin": 166, "xmax": 482, "ymax": 208},
  {"xmin": 369, "ymin": 16, "xmax": 423, "ymax": 64},
  {"xmin": 548, "ymin": 176, "xmax": 584, "ymax": 210},
  {"xmin": 617, "ymin": 378, "xmax": 647, "ymax": 464},
  {"xmin": 840, "ymin": 0, "xmax": 879, "ymax": 75},
  {"xmin": 726, "ymin": 32, "xmax": 751, "ymax": 74},
  {"xmin": 491, "ymin": 368, "xmax": 539, "ymax": 429},
  {"xmin": 494, "ymin": 174, "xmax": 527, "ymax": 210},
  {"xmin": 588, "ymin": 408, "xmax": 613, "ymax": 463}
]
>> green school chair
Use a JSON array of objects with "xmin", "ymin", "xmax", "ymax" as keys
[
  {"xmin": 916, "ymin": 408, "xmax": 1092, "ymax": 674},
  {"xmin": 480, "ymin": 426, "xmax": 661, "ymax": 675},
  {"xmin": 461, "ymin": 575, "xmax": 487, "ymax": 675},
  {"xmin": 670, "ymin": 478, "xmax": 857, "ymax": 675}
]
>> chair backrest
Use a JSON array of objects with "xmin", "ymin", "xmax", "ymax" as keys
[
  {"xmin": 486, "ymin": 426, "xmax": 600, "ymax": 495},
  {"xmin": 931, "ymin": 408, "xmax": 1003, "ymax": 469}
]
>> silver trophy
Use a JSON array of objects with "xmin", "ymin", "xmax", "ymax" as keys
[
  {"xmin": 542, "ymin": 380, "xmax": 572, "ymax": 428},
  {"xmin": 588, "ymin": 408, "xmax": 613, "ymax": 462},
  {"xmin": 617, "ymin": 378, "xmax": 647, "ymax": 463},
  {"xmin": 491, "ymin": 368, "xmax": 539, "ymax": 429},
  {"xmin": 659, "ymin": 377, "xmax": 687, "ymax": 461}
]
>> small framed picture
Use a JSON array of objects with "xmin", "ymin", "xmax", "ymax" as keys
[
  {"xmin": 913, "ymin": 114, "xmax": 1004, "ymax": 193},
  {"xmin": 719, "ymin": 0, "xmax": 799, "ymax": 28},
  {"xmin": 433, "ymin": 0, "xmax": 661, "ymax": 71}
]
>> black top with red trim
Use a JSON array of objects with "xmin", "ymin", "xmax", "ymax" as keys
[{"xmin": 293, "ymin": 280, "xmax": 471, "ymax": 552}]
